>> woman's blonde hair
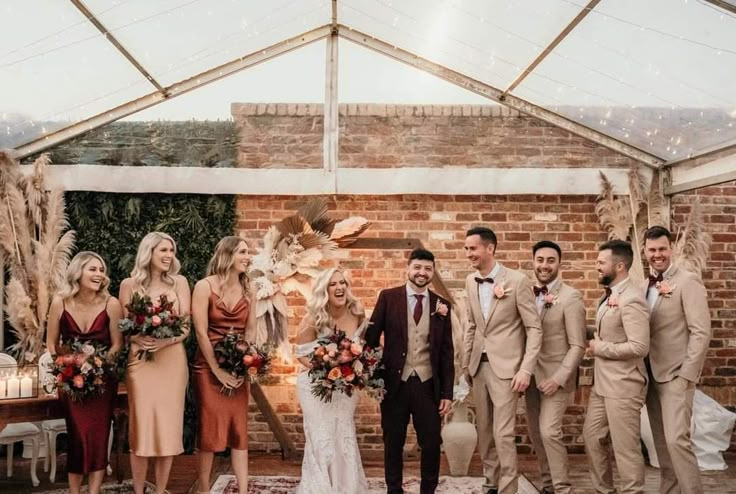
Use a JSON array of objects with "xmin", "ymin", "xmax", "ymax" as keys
[
  {"xmin": 206, "ymin": 236, "xmax": 250, "ymax": 296},
  {"xmin": 130, "ymin": 232, "xmax": 180, "ymax": 291},
  {"xmin": 57, "ymin": 251, "xmax": 111, "ymax": 300},
  {"xmin": 306, "ymin": 267, "xmax": 364, "ymax": 336}
]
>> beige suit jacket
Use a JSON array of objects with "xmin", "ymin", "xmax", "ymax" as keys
[
  {"xmin": 463, "ymin": 265, "xmax": 542, "ymax": 379},
  {"xmin": 534, "ymin": 281, "xmax": 587, "ymax": 391},
  {"xmin": 644, "ymin": 265, "xmax": 711, "ymax": 384},
  {"xmin": 593, "ymin": 279, "xmax": 650, "ymax": 399}
]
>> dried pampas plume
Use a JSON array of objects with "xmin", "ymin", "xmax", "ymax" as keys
[
  {"xmin": 674, "ymin": 199, "xmax": 711, "ymax": 277},
  {"xmin": 0, "ymin": 152, "xmax": 76, "ymax": 365}
]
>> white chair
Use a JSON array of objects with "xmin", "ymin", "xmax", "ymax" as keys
[
  {"xmin": 38, "ymin": 351, "xmax": 114, "ymax": 482},
  {"xmin": 0, "ymin": 353, "xmax": 41, "ymax": 487}
]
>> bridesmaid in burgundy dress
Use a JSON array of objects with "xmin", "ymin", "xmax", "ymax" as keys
[
  {"xmin": 46, "ymin": 251, "xmax": 123, "ymax": 494},
  {"xmin": 192, "ymin": 236, "xmax": 256, "ymax": 493}
]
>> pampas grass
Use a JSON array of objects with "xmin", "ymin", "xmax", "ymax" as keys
[{"xmin": 0, "ymin": 150, "xmax": 75, "ymax": 364}]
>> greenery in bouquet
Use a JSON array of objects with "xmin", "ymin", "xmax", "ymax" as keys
[
  {"xmin": 118, "ymin": 292, "xmax": 188, "ymax": 361},
  {"xmin": 308, "ymin": 329, "xmax": 385, "ymax": 403},
  {"xmin": 51, "ymin": 339, "xmax": 113, "ymax": 402}
]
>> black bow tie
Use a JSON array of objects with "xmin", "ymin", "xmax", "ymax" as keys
[
  {"xmin": 533, "ymin": 286, "xmax": 548, "ymax": 297},
  {"xmin": 475, "ymin": 277, "xmax": 494, "ymax": 284},
  {"xmin": 648, "ymin": 273, "xmax": 663, "ymax": 287}
]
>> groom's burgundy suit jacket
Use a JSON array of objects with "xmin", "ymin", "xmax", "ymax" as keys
[{"xmin": 366, "ymin": 285, "xmax": 455, "ymax": 403}]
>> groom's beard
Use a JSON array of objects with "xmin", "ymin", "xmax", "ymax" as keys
[{"xmin": 409, "ymin": 274, "xmax": 432, "ymax": 288}]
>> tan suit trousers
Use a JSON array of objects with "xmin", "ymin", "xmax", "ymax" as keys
[
  {"xmin": 525, "ymin": 377, "xmax": 573, "ymax": 494},
  {"xmin": 474, "ymin": 361, "xmax": 519, "ymax": 494},
  {"xmin": 647, "ymin": 376, "xmax": 703, "ymax": 494},
  {"xmin": 583, "ymin": 389, "xmax": 646, "ymax": 494}
]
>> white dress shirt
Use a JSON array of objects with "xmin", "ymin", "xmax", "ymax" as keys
[{"xmin": 476, "ymin": 262, "xmax": 502, "ymax": 321}]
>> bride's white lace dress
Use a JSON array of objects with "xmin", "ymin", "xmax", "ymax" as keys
[{"xmin": 295, "ymin": 326, "xmax": 369, "ymax": 494}]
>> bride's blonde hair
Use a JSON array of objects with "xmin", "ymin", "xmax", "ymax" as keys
[
  {"xmin": 130, "ymin": 232, "xmax": 181, "ymax": 292},
  {"xmin": 306, "ymin": 267, "xmax": 364, "ymax": 336}
]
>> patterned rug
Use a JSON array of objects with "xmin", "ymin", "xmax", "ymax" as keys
[
  {"xmin": 38, "ymin": 480, "xmax": 164, "ymax": 493},
  {"xmin": 211, "ymin": 474, "xmax": 540, "ymax": 493}
]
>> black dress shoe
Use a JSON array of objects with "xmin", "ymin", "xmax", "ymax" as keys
[
  {"xmin": 541, "ymin": 488, "xmax": 555, "ymax": 494},
  {"xmin": 484, "ymin": 489, "xmax": 498, "ymax": 494}
]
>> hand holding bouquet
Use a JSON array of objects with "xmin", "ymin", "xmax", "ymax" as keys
[
  {"xmin": 51, "ymin": 339, "xmax": 113, "ymax": 402},
  {"xmin": 308, "ymin": 329, "xmax": 385, "ymax": 403},
  {"xmin": 213, "ymin": 331, "xmax": 273, "ymax": 395},
  {"xmin": 118, "ymin": 293, "xmax": 188, "ymax": 361}
]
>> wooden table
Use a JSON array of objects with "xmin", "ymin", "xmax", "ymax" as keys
[{"xmin": 0, "ymin": 388, "xmax": 129, "ymax": 483}]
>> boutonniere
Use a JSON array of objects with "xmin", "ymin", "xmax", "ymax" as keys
[
  {"xmin": 493, "ymin": 283, "xmax": 507, "ymax": 299},
  {"xmin": 543, "ymin": 293, "xmax": 558, "ymax": 309},
  {"xmin": 656, "ymin": 281, "xmax": 675, "ymax": 298},
  {"xmin": 607, "ymin": 295, "xmax": 619, "ymax": 309},
  {"xmin": 432, "ymin": 300, "xmax": 449, "ymax": 317}
]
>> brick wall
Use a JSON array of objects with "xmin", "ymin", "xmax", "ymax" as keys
[{"xmin": 232, "ymin": 103, "xmax": 637, "ymax": 169}]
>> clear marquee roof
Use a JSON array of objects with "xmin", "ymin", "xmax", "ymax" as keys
[{"xmin": 2, "ymin": 0, "xmax": 735, "ymax": 163}]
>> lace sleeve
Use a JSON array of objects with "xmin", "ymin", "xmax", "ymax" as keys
[{"xmin": 295, "ymin": 340, "xmax": 318, "ymax": 358}]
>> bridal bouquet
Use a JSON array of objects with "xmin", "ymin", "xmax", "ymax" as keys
[
  {"xmin": 308, "ymin": 329, "xmax": 385, "ymax": 403},
  {"xmin": 51, "ymin": 339, "xmax": 113, "ymax": 402},
  {"xmin": 213, "ymin": 331, "xmax": 273, "ymax": 395},
  {"xmin": 118, "ymin": 293, "xmax": 187, "ymax": 361}
]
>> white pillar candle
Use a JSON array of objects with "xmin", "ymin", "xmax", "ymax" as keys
[
  {"xmin": 6, "ymin": 376, "xmax": 20, "ymax": 399},
  {"xmin": 0, "ymin": 379, "xmax": 6, "ymax": 398},
  {"xmin": 20, "ymin": 374, "xmax": 33, "ymax": 398}
]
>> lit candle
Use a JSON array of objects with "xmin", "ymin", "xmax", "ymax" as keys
[
  {"xmin": 0, "ymin": 378, "xmax": 6, "ymax": 398},
  {"xmin": 20, "ymin": 374, "xmax": 33, "ymax": 398},
  {"xmin": 6, "ymin": 375, "xmax": 20, "ymax": 399}
]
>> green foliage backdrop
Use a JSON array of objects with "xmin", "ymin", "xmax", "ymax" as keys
[{"xmin": 66, "ymin": 191, "xmax": 237, "ymax": 453}]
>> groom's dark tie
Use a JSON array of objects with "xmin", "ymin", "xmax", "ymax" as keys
[{"xmin": 413, "ymin": 294, "xmax": 424, "ymax": 324}]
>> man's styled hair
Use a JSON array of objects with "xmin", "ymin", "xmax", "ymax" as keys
[
  {"xmin": 599, "ymin": 239, "xmax": 634, "ymax": 269},
  {"xmin": 532, "ymin": 240, "xmax": 562, "ymax": 260},
  {"xmin": 466, "ymin": 227, "xmax": 497, "ymax": 248},
  {"xmin": 644, "ymin": 226, "xmax": 673, "ymax": 243},
  {"xmin": 408, "ymin": 248, "xmax": 435, "ymax": 265}
]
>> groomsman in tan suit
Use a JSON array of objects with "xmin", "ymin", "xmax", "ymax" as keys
[
  {"xmin": 462, "ymin": 227, "xmax": 542, "ymax": 494},
  {"xmin": 583, "ymin": 240, "xmax": 650, "ymax": 494},
  {"xmin": 525, "ymin": 240, "xmax": 586, "ymax": 494},
  {"xmin": 643, "ymin": 226, "xmax": 711, "ymax": 494}
]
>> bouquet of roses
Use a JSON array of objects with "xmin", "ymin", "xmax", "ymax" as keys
[
  {"xmin": 51, "ymin": 339, "xmax": 113, "ymax": 402},
  {"xmin": 308, "ymin": 329, "xmax": 385, "ymax": 403},
  {"xmin": 213, "ymin": 331, "xmax": 273, "ymax": 395},
  {"xmin": 118, "ymin": 293, "xmax": 187, "ymax": 361}
]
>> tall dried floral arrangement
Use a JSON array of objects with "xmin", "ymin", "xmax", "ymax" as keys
[
  {"xmin": 596, "ymin": 166, "xmax": 711, "ymax": 279},
  {"xmin": 0, "ymin": 150, "xmax": 75, "ymax": 365}
]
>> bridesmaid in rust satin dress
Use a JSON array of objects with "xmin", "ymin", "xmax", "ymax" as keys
[
  {"xmin": 192, "ymin": 236, "xmax": 256, "ymax": 493},
  {"xmin": 46, "ymin": 252, "xmax": 123, "ymax": 494}
]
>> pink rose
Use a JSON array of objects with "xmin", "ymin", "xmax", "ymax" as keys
[
  {"xmin": 607, "ymin": 295, "xmax": 619, "ymax": 308},
  {"xmin": 543, "ymin": 293, "xmax": 557, "ymax": 308},
  {"xmin": 73, "ymin": 375, "xmax": 85, "ymax": 388},
  {"xmin": 350, "ymin": 342, "xmax": 363, "ymax": 356},
  {"xmin": 656, "ymin": 281, "xmax": 675, "ymax": 297},
  {"xmin": 151, "ymin": 315, "xmax": 162, "ymax": 327},
  {"xmin": 327, "ymin": 367, "xmax": 342, "ymax": 381},
  {"xmin": 493, "ymin": 284, "xmax": 507, "ymax": 299},
  {"xmin": 432, "ymin": 300, "xmax": 449, "ymax": 317}
]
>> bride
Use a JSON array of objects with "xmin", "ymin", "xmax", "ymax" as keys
[{"xmin": 294, "ymin": 267, "xmax": 369, "ymax": 494}]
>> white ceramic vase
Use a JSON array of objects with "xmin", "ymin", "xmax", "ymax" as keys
[{"xmin": 441, "ymin": 402, "xmax": 477, "ymax": 476}]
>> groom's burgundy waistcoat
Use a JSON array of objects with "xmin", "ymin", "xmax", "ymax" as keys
[{"xmin": 366, "ymin": 285, "xmax": 455, "ymax": 402}]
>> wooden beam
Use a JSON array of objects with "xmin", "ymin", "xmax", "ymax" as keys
[
  {"xmin": 502, "ymin": 0, "xmax": 601, "ymax": 97},
  {"xmin": 25, "ymin": 164, "xmax": 637, "ymax": 195},
  {"xmin": 13, "ymin": 25, "xmax": 332, "ymax": 159},
  {"xmin": 664, "ymin": 138, "xmax": 736, "ymax": 169},
  {"xmin": 704, "ymin": 0, "xmax": 736, "ymax": 15},
  {"xmin": 667, "ymin": 151, "xmax": 736, "ymax": 194},
  {"xmin": 338, "ymin": 27, "xmax": 664, "ymax": 169},
  {"xmin": 323, "ymin": 2, "xmax": 339, "ymax": 172},
  {"xmin": 69, "ymin": 0, "xmax": 165, "ymax": 93},
  {"xmin": 250, "ymin": 383, "xmax": 297, "ymax": 459}
]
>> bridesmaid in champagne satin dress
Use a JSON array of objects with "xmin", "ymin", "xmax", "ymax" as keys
[
  {"xmin": 46, "ymin": 252, "xmax": 123, "ymax": 494},
  {"xmin": 119, "ymin": 232, "xmax": 191, "ymax": 494},
  {"xmin": 192, "ymin": 236, "xmax": 256, "ymax": 493}
]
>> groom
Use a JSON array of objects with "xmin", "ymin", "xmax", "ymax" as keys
[{"xmin": 367, "ymin": 248, "xmax": 455, "ymax": 494}]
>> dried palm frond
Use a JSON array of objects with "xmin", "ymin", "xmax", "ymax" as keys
[
  {"xmin": 595, "ymin": 172, "xmax": 631, "ymax": 240},
  {"xmin": 330, "ymin": 216, "xmax": 371, "ymax": 247},
  {"xmin": 647, "ymin": 169, "xmax": 668, "ymax": 229},
  {"xmin": 298, "ymin": 231, "xmax": 336, "ymax": 252},
  {"xmin": 277, "ymin": 214, "xmax": 313, "ymax": 237},
  {"xmin": 297, "ymin": 197, "xmax": 335, "ymax": 232},
  {"xmin": 674, "ymin": 199, "xmax": 712, "ymax": 276}
]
